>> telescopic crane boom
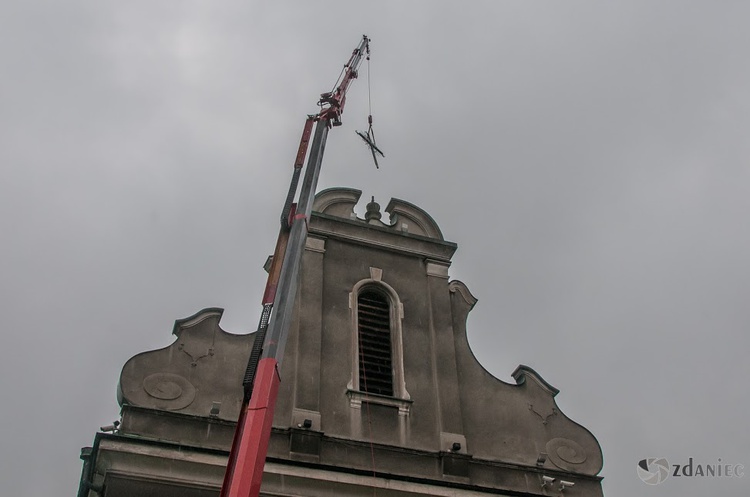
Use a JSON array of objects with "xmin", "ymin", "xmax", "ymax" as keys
[{"xmin": 219, "ymin": 35, "xmax": 371, "ymax": 497}]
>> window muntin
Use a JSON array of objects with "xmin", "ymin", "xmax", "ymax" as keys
[{"xmin": 357, "ymin": 290, "xmax": 393, "ymax": 396}]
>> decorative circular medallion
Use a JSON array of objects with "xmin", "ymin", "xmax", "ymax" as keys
[
  {"xmin": 142, "ymin": 373, "xmax": 196, "ymax": 410},
  {"xmin": 546, "ymin": 437, "xmax": 587, "ymax": 471},
  {"xmin": 144, "ymin": 378, "xmax": 182, "ymax": 399}
]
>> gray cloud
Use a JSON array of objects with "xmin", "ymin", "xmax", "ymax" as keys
[{"xmin": 1, "ymin": 2, "xmax": 748, "ymax": 495}]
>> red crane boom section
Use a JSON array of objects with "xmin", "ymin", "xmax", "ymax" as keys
[
  {"xmin": 220, "ymin": 35, "xmax": 371, "ymax": 497},
  {"xmin": 319, "ymin": 35, "xmax": 370, "ymax": 126}
]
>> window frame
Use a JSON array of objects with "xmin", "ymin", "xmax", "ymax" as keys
[{"xmin": 347, "ymin": 276, "xmax": 411, "ymax": 414}]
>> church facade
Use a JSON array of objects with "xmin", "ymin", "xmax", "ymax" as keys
[{"xmin": 78, "ymin": 187, "xmax": 604, "ymax": 497}]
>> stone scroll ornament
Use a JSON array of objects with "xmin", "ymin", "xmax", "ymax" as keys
[
  {"xmin": 142, "ymin": 372, "xmax": 196, "ymax": 410},
  {"xmin": 545, "ymin": 438, "xmax": 587, "ymax": 472}
]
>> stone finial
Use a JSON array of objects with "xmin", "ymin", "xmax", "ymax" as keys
[{"xmin": 365, "ymin": 196, "xmax": 382, "ymax": 222}]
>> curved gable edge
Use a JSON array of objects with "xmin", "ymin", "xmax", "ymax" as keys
[
  {"xmin": 312, "ymin": 187, "xmax": 362, "ymax": 218},
  {"xmin": 512, "ymin": 364, "xmax": 560, "ymax": 396},
  {"xmin": 385, "ymin": 197, "xmax": 444, "ymax": 240},
  {"xmin": 449, "ymin": 285, "xmax": 604, "ymax": 476},
  {"xmin": 118, "ymin": 308, "xmax": 255, "ymax": 422},
  {"xmin": 172, "ymin": 307, "xmax": 224, "ymax": 337},
  {"xmin": 449, "ymin": 280, "xmax": 478, "ymax": 310}
]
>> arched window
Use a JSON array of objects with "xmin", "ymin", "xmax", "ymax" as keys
[
  {"xmin": 357, "ymin": 289, "xmax": 394, "ymax": 396},
  {"xmin": 348, "ymin": 273, "xmax": 410, "ymax": 414}
]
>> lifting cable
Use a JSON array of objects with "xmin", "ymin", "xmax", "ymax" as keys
[{"xmin": 356, "ymin": 47, "xmax": 384, "ymax": 169}]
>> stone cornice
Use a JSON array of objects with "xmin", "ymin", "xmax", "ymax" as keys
[{"xmin": 310, "ymin": 212, "xmax": 457, "ymax": 262}]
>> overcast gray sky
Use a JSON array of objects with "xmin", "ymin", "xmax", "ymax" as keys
[{"xmin": 1, "ymin": 2, "xmax": 749, "ymax": 496}]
